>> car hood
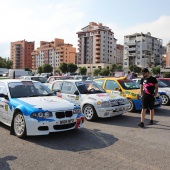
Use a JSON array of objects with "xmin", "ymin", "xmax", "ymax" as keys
[
  {"xmin": 10, "ymin": 96, "xmax": 76, "ymax": 112},
  {"xmin": 83, "ymin": 93, "xmax": 125, "ymax": 101},
  {"xmin": 159, "ymin": 87, "xmax": 170, "ymax": 93}
]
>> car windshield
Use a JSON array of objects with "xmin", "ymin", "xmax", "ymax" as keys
[
  {"xmin": 31, "ymin": 77, "xmax": 46, "ymax": 83},
  {"xmin": 118, "ymin": 80, "xmax": 140, "ymax": 90},
  {"xmin": 158, "ymin": 80, "xmax": 168, "ymax": 87},
  {"xmin": 9, "ymin": 81, "xmax": 53, "ymax": 98},
  {"xmin": 75, "ymin": 82, "xmax": 105, "ymax": 94}
]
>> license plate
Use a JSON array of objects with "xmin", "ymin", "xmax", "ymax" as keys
[{"xmin": 60, "ymin": 119, "xmax": 75, "ymax": 125}]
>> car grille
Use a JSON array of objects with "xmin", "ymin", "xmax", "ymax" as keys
[
  {"xmin": 53, "ymin": 122, "xmax": 76, "ymax": 130},
  {"xmin": 109, "ymin": 99, "xmax": 125, "ymax": 106},
  {"xmin": 55, "ymin": 110, "xmax": 73, "ymax": 118}
]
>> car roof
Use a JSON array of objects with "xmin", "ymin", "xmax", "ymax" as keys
[
  {"xmin": 53, "ymin": 79, "xmax": 94, "ymax": 84},
  {"xmin": 95, "ymin": 76, "xmax": 127, "ymax": 81},
  {"xmin": 0, "ymin": 79, "xmax": 38, "ymax": 83}
]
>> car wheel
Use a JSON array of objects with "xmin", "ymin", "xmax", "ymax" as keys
[
  {"xmin": 13, "ymin": 112, "xmax": 26, "ymax": 138},
  {"xmin": 127, "ymin": 99, "xmax": 135, "ymax": 112},
  {"xmin": 83, "ymin": 104, "xmax": 98, "ymax": 121},
  {"xmin": 161, "ymin": 94, "xmax": 169, "ymax": 105}
]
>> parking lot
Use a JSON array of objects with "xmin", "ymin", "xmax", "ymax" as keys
[{"xmin": 0, "ymin": 106, "xmax": 170, "ymax": 170}]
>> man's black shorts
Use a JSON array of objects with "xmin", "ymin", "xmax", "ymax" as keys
[{"xmin": 142, "ymin": 95, "xmax": 155, "ymax": 110}]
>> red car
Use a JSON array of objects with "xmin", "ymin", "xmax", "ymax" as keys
[{"xmin": 157, "ymin": 78, "xmax": 170, "ymax": 87}]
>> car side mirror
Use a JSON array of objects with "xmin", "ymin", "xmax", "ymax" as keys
[
  {"xmin": 53, "ymin": 89, "xmax": 61, "ymax": 92},
  {"xmin": 114, "ymin": 87, "xmax": 121, "ymax": 91},
  {"xmin": 74, "ymin": 90, "xmax": 79, "ymax": 95},
  {"xmin": 0, "ymin": 93, "xmax": 9, "ymax": 100}
]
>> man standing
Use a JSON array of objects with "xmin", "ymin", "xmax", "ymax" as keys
[
  {"xmin": 138, "ymin": 68, "xmax": 158, "ymax": 128},
  {"xmin": 125, "ymin": 71, "xmax": 131, "ymax": 79}
]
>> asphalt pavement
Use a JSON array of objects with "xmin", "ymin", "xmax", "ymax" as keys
[{"xmin": 0, "ymin": 106, "xmax": 170, "ymax": 170}]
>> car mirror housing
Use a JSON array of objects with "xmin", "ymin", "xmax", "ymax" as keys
[
  {"xmin": 74, "ymin": 90, "xmax": 79, "ymax": 95},
  {"xmin": 0, "ymin": 93, "xmax": 9, "ymax": 99}
]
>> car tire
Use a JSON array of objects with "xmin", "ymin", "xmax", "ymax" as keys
[
  {"xmin": 13, "ymin": 112, "xmax": 27, "ymax": 138},
  {"xmin": 161, "ymin": 94, "xmax": 169, "ymax": 105},
  {"xmin": 127, "ymin": 99, "xmax": 135, "ymax": 112},
  {"xmin": 83, "ymin": 104, "xmax": 98, "ymax": 121}
]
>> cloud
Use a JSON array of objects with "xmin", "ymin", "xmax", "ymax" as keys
[{"xmin": 108, "ymin": 15, "xmax": 170, "ymax": 46}]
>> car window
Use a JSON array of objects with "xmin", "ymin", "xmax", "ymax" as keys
[
  {"xmin": 118, "ymin": 80, "xmax": 140, "ymax": 90},
  {"xmin": 52, "ymin": 81, "xmax": 63, "ymax": 91},
  {"xmin": 0, "ymin": 82, "xmax": 8, "ymax": 95},
  {"xmin": 105, "ymin": 80, "xmax": 119, "ymax": 90},
  {"xmin": 61, "ymin": 82, "xmax": 76, "ymax": 94},
  {"xmin": 158, "ymin": 81, "xmax": 168, "ymax": 87},
  {"xmin": 95, "ymin": 79, "xmax": 105, "ymax": 87}
]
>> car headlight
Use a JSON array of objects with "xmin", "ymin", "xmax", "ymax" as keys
[
  {"xmin": 73, "ymin": 108, "xmax": 81, "ymax": 114},
  {"xmin": 30, "ymin": 112, "xmax": 52, "ymax": 118},
  {"xmin": 101, "ymin": 101, "xmax": 111, "ymax": 107}
]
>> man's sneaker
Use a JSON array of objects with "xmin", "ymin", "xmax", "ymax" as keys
[
  {"xmin": 137, "ymin": 122, "xmax": 144, "ymax": 128},
  {"xmin": 148, "ymin": 120, "xmax": 153, "ymax": 125}
]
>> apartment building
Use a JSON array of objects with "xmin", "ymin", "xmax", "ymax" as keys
[
  {"xmin": 32, "ymin": 38, "xmax": 76, "ymax": 71},
  {"xmin": 116, "ymin": 44, "xmax": 124, "ymax": 65},
  {"xmin": 77, "ymin": 22, "xmax": 117, "ymax": 67},
  {"xmin": 166, "ymin": 42, "xmax": 170, "ymax": 68},
  {"xmin": 123, "ymin": 32, "xmax": 164, "ymax": 69},
  {"xmin": 11, "ymin": 40, "xmax": 34, "ymax": 69}
]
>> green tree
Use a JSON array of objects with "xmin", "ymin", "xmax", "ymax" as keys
[
  {"xmin": 0, "ymin": 57, "xmax": 13, "ymax": 69},
  {"xmin": 110, "ymin": 64, "xmax": 117, "ymax": 73},
  {"xmin": 129, "ymin": 65, "xmax": 142, "ymax": 73},
  {"xmin": 117, "ymin": 64, "xmax": 123, "ymax": 71},
  {"xmin": 99, "ymin": 68, "xmax": 110, "ymax": 76},
  {"xmin": 163, "ymin": 72, "xmax": 170, "ymax": 78},
  {"xmin": 79, "ymin": 67, "xmax": 87, "ymax": 75},
  {"xmin": 93, "ymin": 68, "xmax": 101, "ymax": 76},
  {"xmin": 59, "ymin": 63, "xmax": 68, "ymax": 74},
  {"xmin": 67, "ymin": 63, "xmax": 78, "ymax": 73},
  {"xmin": 37, "ymin": 66, "xmax": 43, "ymax": 74},
  {"xmin": 152, "ymin": 67, "xmax": 160, "ymax": 75},
  {"xmin": 42, "ymin": 64, "xmax": 53, "ymax": 73},
  {"xmin": 25, "ymin": 67, "xmax": 31, "ymax": 71}
]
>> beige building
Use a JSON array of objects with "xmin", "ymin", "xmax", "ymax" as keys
[
  {"xmin": 77, "ymin": 22, "xmax": 117, "ymax": 65},
  {"xmin": 116, "ymin": 44, "xmax": 124, "ymax": 65},
  {"xmin": 32, "ymin": 38, "xmax": 76, "ymax": 71},
  {"xmin": 166, "ymin": 42, "xmax": 170, "ymax": 68},
  {"xmin": 11, "ymin": 40, "xmax": 34, "ymax": 69}
]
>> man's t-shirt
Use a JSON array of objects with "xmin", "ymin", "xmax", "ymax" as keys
[{"xmin": 140, "ymin": 76, "xmax": 158, "ymax": 96}]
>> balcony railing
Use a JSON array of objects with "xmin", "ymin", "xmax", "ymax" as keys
[{"xmin": 95, "ymin": 59, "xmax": 100, "ymax": 63}]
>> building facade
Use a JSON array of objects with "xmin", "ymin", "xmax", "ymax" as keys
[
  {"xmin": 32, "ymin": 38, "xmax": 76, "ymax": 71},
  {"xmin": 11, "ymin": 40, "xmax": 34, "ymax": 69},
  {"xmin": 166, "ymin": 42, "xmax": 170, "ymax": 68},
  {"xmin": 123, "ymin": 32, "xmax": 163, "ymax": 69},
  {"xmin": 116, "ymin": 44, "xmax": 124, "ymax": 65},
  {"xmin": 77, "ymin": 22, "xmax": 117, "ymax": 66}
]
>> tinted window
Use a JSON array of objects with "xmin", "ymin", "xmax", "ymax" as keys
[{"xmin": 118, "ymin": 80, "xmax": 140, "ymax": 90}]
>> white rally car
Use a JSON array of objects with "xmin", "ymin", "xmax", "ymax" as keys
[
  {"xmin": 0, "ymin": 79, "xmax": 84, "ymax": 138},
  {"xmin": 49, "ymin": 80, "xmax": 130, "ymax": 121}
]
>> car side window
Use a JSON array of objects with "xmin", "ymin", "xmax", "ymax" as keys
[
  {"xmin": 95, "ymin": 80, "xmax": 105, "ymax": 87},
  {"xmin": 105, "ymin": 80, "xmax": 119, "ymax": 90},
  {"xmin": 61, "ymin": 82, "xmax": 76, "ymax": 94},
  {"xmin": 52, "ymin": 81, "xmax": 62, "ymax": 91},
  {"xmin": 0, "ymin": 82, "xmax": 8, "ymax": 95}
]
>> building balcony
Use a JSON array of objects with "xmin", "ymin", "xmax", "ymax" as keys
[
  {"xmin": 95, "ymin": 56, "xmax": 100, "ymax": 59},
  {"xmin": 127, "ymin": 47, "xmax": 136, "ymax": 51},
  {"xmin": 95, "ymin": 59, "xmax": 100, "ymax": 63},
  {"xmin": 96, "ymin": 48, "xmax": 100, "ymax": 52},
  {"xmin": 96, "ymin": 41, "xmax": 100, "ymax": 45},
  {"xmin": 96, "ymin": 52, "xmax": 100, "ymax": 55},
  {"xmin": 128, "ymin": 52, "xmax": 136, "ymax": 56},
  {"xmin": 127, "ymin": 41, "xmax": 136, "ymax": 45},
  {"xmin": 96, "ymin": 37, "xmax": 101, "ymax": 40}
]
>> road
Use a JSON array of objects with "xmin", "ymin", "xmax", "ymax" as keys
[{"xmin": 0, "ymin": 106, "xmax": 170, "ymax": 170}]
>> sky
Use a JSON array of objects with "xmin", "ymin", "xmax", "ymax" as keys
[{"xmin": 0, "ymin": 0, "xmax": 170, "ymax": 58}]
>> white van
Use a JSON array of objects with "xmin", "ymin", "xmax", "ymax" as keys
[{"xmin": 8, "ymin": 69, "xmax": 31, "ymax": 79}]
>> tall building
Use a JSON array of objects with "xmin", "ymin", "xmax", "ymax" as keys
[
  {"xmin": 31, "ymin": 38, "xmax": 76, "ymax": 71},
  {"xmin": 166, "ymin": 42, "xmax": 170, "ymax": 68},
  {"xmin": 11, "ymin": 40, "xmax": 34, "ymax": 69},
  {"xmin": 77, "ymin": 22, "xmax": 117, "ymax": 65},
  {"xmin": 123, "ymin": 32, "xmax": 163, "ymax": 69},
  {"xmin": 116, "ymin": 44, "xmax": 124, "ymax": 65}
]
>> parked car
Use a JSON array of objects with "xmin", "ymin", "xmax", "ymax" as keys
[
  {"xmin": 0, "ymin": 79, "xmax": 84, "ymax": 138},
  {"xmin": 46, "ymin": 76, "xmax": 74, "ymax": 83},
  {"xmin": 94, "ymin": 77, "xmax": 162, "ymax": 112},
  {"xmin": 74, "ymin": 75, "xmax": 93, "ymax": 81},
  {"xmin": 49, "ymin": 80, "xmax": 130, "ymax": 121},
  {"xmin": 157, "ymin": 78, "xmax": 170, "ymax": 87},
  {"xmin": 19, "ymin": 76, "xmax": 47, "ymax": 83},
  {"xmin": 133, "ymin": 78, "xmax": 170, "ymax": 105}
]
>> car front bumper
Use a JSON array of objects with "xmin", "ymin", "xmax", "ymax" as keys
[{"xmin": 96, "ymin": 104, "xmax": 130, "ymax": 118}]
